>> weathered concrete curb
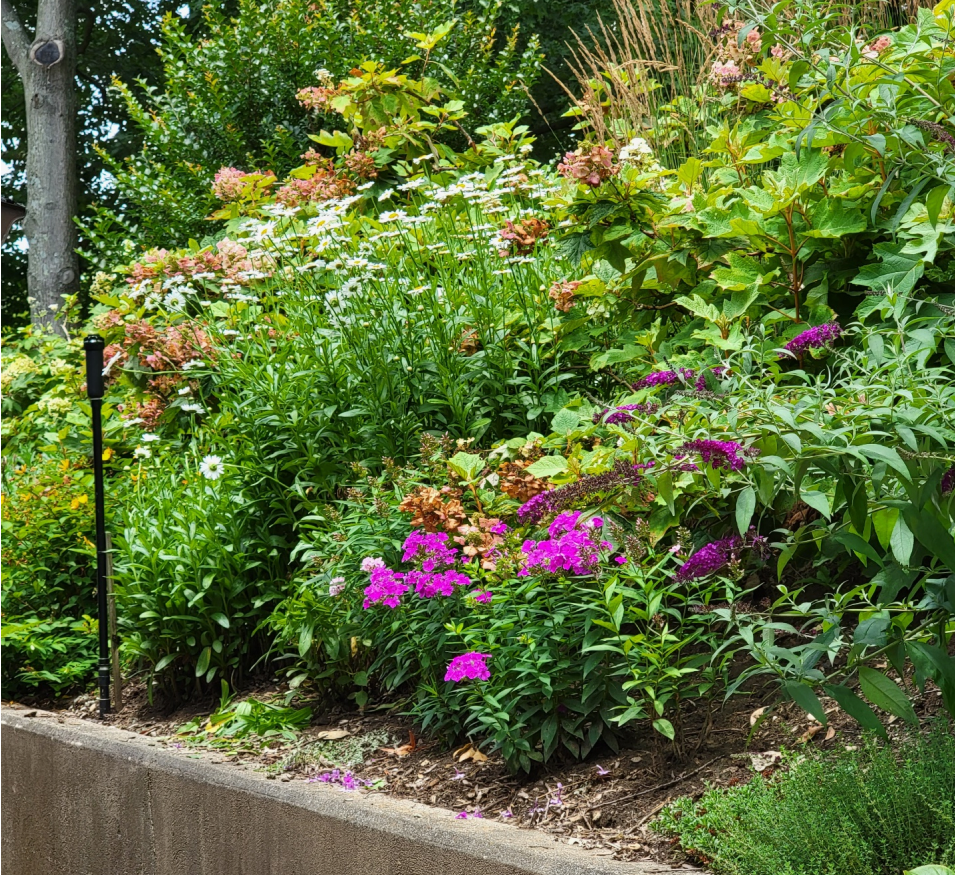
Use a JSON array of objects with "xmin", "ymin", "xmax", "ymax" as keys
[{"xmin": 2, "ymin": 707, "xmax": 682, "ymax": 875}]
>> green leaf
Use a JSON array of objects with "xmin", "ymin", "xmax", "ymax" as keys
[
  {"xmin": 550, "ymin": 409, "xmax": 580, "ymax": 434},
  {"xmin": 858, "ymin": 666, "xmax": 918, "ymax": 726},
  {"xmin": 805, "ymin": 199, "xmax": 867, "ymax": 238},
  {"xmin": 890, "ymin": 514, "xmax": 914, "ymax": 565},
  {"xmin": 832, "ymin": 531, "xmax": 884, "ymax": 567},
  {"xmin": 904, "ymin": 867, "xmax": 955, "ymax": 875},
  {"xmin": 782, "ymin": 680, "xmax": 827, "ymax": 725},
  {"xmin": 736, "ymin": 486, "xmax": 756, "ymax": 534},
  {"xmin": 558, "ymin": 231, "xmax": 594, "ymax": 265},
  {"xmin": 211, "ymin": 612, "xmax": 230, "ymax": 629},
  {"xmin": 657, "ymin": 471, "xmax": 676, "ymax": 515},
  {"xmin": 652, "ymin": 718, "xmax": 676, "ymax": 740},
  {"xmin": 906, "ymin": 509, "xmax": 955, "ymax": 570},
  {"xmin": 852, "ymin": 242, "xmax": 924, "ymax": 297},
  {"xmin": 525, "ymin": 455, "xmax": 568, "ymax": 478},
  {"xmin": 906, "ymin": 642, "xmax": 955, "ymax": 717},
  {"xmin": 823, "ymin": 684, "xmax": 887, "ymax": 738},
  {"xmin": 196, "ymin": 645, "xmax": 211, "ymax": 677},
  {"xmin": 800, "ymin": 489, "xmax": 831, "ymax": 520},
  {"xmin": 855, "ymin": 444, "xmax": 910, "ymax": 479},
  {"xmin": 447, "ymin": 451, "xmax": 484, "ymax": 482}
]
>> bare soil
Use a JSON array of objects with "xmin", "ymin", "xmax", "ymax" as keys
[{"xmin": 11, "ymin": 671, "xmax": 947, "ymax": 869}]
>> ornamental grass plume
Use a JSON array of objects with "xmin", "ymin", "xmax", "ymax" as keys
[
  {"xmin": 782, "ymin": 322, "xmax": 843, "ymax": 356},
  {"xmin": 445, "ymin": 652, "xmax": 491, "ymax": 682}
]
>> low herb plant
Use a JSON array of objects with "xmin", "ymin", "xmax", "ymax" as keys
[{"xmin": 653, "ymin": 724, "xmax": 955, "ymax": 875}]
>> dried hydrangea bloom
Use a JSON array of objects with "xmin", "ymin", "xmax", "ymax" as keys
[
  {"xmin": 557, "ymin": 146, "xmax": 619, "ymax": 187},
  {"xmin": 548, "ymin": 280, "xmax": 581, "ymax": 312},
  {"xmin": 445, "ymin": 652, "xmax": 492, "ymax": 682}
]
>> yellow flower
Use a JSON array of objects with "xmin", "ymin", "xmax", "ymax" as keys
[
  {"xmin": 70, "ymin": 494, "xmax": 89, "ymax": 510},
  {"xmin": 59, "ymin": 458, "xmax": 70, "ymax": 472},
  {"xmin": 102, "ymin": 447, "xmax": 113, "ymax": 461}
]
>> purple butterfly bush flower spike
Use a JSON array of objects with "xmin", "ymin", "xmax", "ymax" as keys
[
  {"xmin": 782, "ymin": 322, "xmax": 843, "ymax": 356},
  {"xmin": 941, "ymin": 464, "xmax": 955, "ymax": 495},
  {"xmin": 678, "ymin": 439, "xmax": 759, "ymax": 472},
  {"xmin": 674, "ymin": 530, "xmax": 767, "ymax": 582}
]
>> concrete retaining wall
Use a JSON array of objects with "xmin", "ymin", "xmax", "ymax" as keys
[{"xmin": 1, "ymin": 707, "xmax": 680, "ymax": 875}]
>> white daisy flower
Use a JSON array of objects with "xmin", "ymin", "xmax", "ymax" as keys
[
  {"xmin": 133, "ymin": 446, "xmax": 151, "ymax": 459},
  {"xmin": 142, "ymin": 433, "xmax": 161, "ymax": 442},
  {"xmin": 199, "ymin": 455, "xmax": 224, "ymax": 480},
  {"xmin": 377, "ymin": 188, "xmax": 395, "ymax": 202}
]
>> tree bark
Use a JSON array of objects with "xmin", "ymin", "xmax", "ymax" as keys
[{"xmin": 2, "ymin": 0, "xmax": 78, "ymax": 331}]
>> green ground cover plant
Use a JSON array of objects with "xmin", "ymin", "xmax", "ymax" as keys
[{"xmin": 653, "ymin": 723, "xmax": 955, "ymax": 875}]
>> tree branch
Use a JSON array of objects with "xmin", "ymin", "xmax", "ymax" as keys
[{"xmin": 1, "ymin": 0, "xmax": 32, "ymax": 77}]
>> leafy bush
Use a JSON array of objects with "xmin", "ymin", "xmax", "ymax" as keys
[
  {"xmin": 85, "ymin": 0, "xmax": 541, "ymax": 270},
  {"xmin": 113, "ymin": 450, "xmax": 289, "ymax": 697},
  {"xmin": 654, "ymin": 724, "xmax": 955, "ymax": 875}
]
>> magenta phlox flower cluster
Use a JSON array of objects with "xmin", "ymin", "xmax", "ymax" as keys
[
  {"xmin": 362, "ymin": 566, "xmax": 408, "ymax": 608},
  {"xmin": 675, "ymin": 531, "xmax": 767, "ymax": 582},
  {"xmin": 678, "ymin": 439, "xmax": 759, "ymax": 472},
  {"xmin": 521, "ymin": 514, "xmax": 609, "ymax": 577},
  {"xmin": 406, "ymin": 568, "xmax": 472, "ymax": 598},
  {"xmin": 473, "ymin": 589, "xmax": 493, "ymax": 604},
  {"xmin": 782, "ymin": 322, "xmax": 843, "ymax": 356},
  {"xmin": 402, "ymin": 530, "xmax": 458, "ymax": 571},
  {"xmin": 445, "ymin": 652, "xmax": 492, "ymax": 682}
]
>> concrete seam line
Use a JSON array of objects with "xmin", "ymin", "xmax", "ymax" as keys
[{"xmin": 1, "ymin": 708, "xmax": 684, "ymax": 875}]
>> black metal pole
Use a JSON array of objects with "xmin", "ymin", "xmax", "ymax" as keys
[{"xmin": 84, "ymin": 334, "xmax": 110, "ymax": 717}]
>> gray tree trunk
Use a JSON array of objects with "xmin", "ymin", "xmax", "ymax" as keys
[{"xmin": 2, "ymin": 0, "xmax": 78, "ymax": 331}]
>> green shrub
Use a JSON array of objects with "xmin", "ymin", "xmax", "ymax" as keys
[
  {"xmin": 654, "ymin": 724, "xmax": 955, "ymax": 875},
  {"xmin": 113, "ymin": 450, "xmax": 289, "ymax": 697}
]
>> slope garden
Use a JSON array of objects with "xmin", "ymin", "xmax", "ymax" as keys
[{"xmin": 2, "ymin": 0, "xmax": 954, "ymax": 870}]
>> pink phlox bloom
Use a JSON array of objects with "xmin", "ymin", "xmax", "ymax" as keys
[
  {"xmin": 445, "ymin": 652, "xmax": 492, "ymax": 682},
  {"xmin": 362, "ymin": 566, "xmax": 408, "ymax": 609},
  {"xmin": 361, "ymin": 556, "xmax": 385, "ymax": 572},
  {"xmin": 473, "ymin": 589, "xmax": 493, "ymax": 604},
  {"xmin": 614, "ymin": 556, "xmax": 628, "ymax": 565},
  {"xmin": 490, "ymin": 522, "xmax": 508, "ymax": 535}
]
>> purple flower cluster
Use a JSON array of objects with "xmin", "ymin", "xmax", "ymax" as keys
[
  {"xmin": 678, "ymin": 439, "xmax": 759, "ymax": 472},
  {"xmin": 445, "ymin": 652, "xmax": 492, "ymax": 682},
  {"xmin": 782, "ymin": 322, "xmax": 843, "ymax": 356},
  {"xmin": 631, "ymin": 366, "xmax": 730, "ymax": 392},
  {"xmin": 520, "ymin": 512, "xmax": 610, "ymax": 576},
  {"xmin": 406, "ymin": 568, "xmax": 472, "ymax": 598},
  {"xmin": 674, "ymin": 531, "xmax": 766, "ymax": 582},
  {"xmin": 594, "ymin": 403, "xmax": 659, "ymax": 425},
  {"xmin": 517, "ymin": 460, "xmax": 654, "ymax": 525},
  {"xmin": 942, "ymin": 464, "xmax": 955, "ymax": 496},
  {"xmin": 402, "ymin": 530, "xmax": 459, "ymax": 570},
  {"xmin": 362, "ymin": 566, "xmax": 409, "ymax": 608},
  {"xmin": 308, "ymin": 769, "xmax": 371, "ymax": 790}
]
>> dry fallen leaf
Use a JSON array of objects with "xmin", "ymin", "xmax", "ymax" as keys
[
  {"xmin": 749, "ymin": 706, "xmax": 767, "ymax": 726},
  {"xmin": 799, "ymin": 724, "xmax": 823, "ymax": 743},
  {"xmin": 748, "ymin": 750, "xmax": 782, "ymax": 771},
  {"xmin": 824, "ymin": 726, "xmax": 836, "ymax": 741},
  {"xmin": 381, "ymin": 729, "xmax": 417, "ymax": 757},
  {"xmin": 453, "ymin": 742, "xmax": 488, "ymax": 763},
  {"xmin": 315, "ymin": 729, "xmax": 351, "ymax": 741}
]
